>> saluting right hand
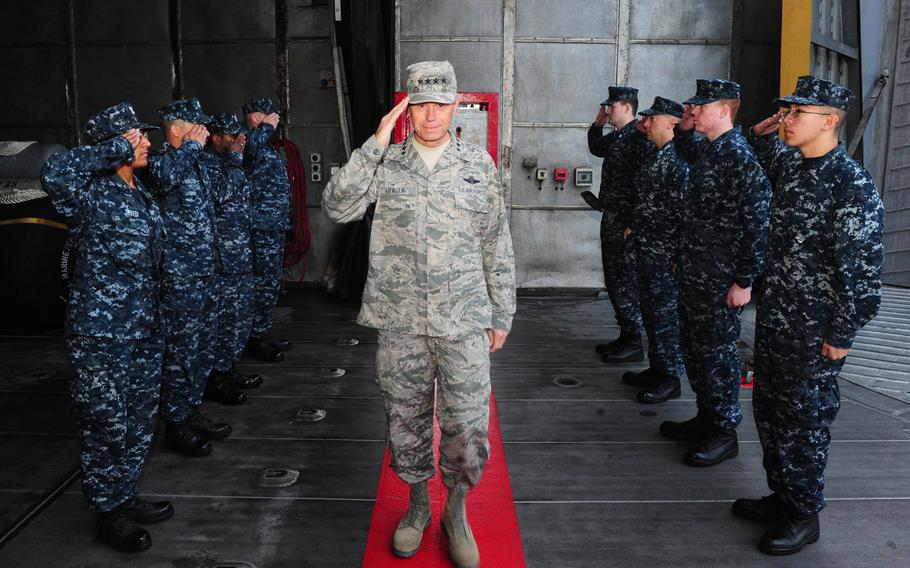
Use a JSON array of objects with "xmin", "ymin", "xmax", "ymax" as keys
[
  {"xmin": 121, "ymin": 128, "xmax": 142, "ymax": 151},
  {"xmin": 263, "ymin": 112, "xmax": 280, "ymax": 128},
  {"xmin": 678, "ymin": 104, "xmax": 696, "ymax": 131},
  {"xmin": 594, "ymin": 105, "xmax": 608, "ymax": 127},
  {"xmin": 184, "ymin": 124, "xmax": 209, "ymax": 146},
  {"xmin": 375, "ymin": 96, "xmax": 410, "ymax": 148},
  {"xmin": 752, "ymin": 112, "xmax": 783, "ymax": 137}
]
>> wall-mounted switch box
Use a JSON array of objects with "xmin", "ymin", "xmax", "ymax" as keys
[{"xmin": 574, "ymin": 167, "xmax": 594, "ymax": 187}]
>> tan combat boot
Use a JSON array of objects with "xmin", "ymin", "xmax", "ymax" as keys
[
  {"xmin": 392, "ymin": 480, "xmax": 431, "ymax": 558},
  {"xmin": 441, "ymin": 486, "xmax": 480, "ymax": 568}
]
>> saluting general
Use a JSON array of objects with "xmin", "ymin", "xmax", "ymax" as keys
[{"xmin": 321, "ymin": 60, "xmax": 516, "ymax": 568}]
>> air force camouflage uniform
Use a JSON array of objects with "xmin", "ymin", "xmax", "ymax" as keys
[
  {"xmin": 628, "ymin": 98, "xmax": 687, "ymax": 390},
  {"xmin": 201, "ymin": 114, "xmax": 254, "ymax": 374},
  {"xmin": 242, "ymin": 97, "xmax": 291, "ymax": 340},
  {"xmin": 749, "ymin": 77, "xmax": 884, "ymax": 519},
  {"xmin": 41, "ymin": 102, "xmax": 164, "ymax": 512},
  {"xmin": 321, "ymin": 61, "xmax": 516, "ymax": 489},
  {"xmin": 148, "ymin": 98, "xmax": 219, "ymax": 423},
  {"xmin": 675, "ymin": 80, "xmax": 772, "ymax": 435},
  {"xmin": 587, "ymin": 86, "xmax": 650, "ymax": 340}
]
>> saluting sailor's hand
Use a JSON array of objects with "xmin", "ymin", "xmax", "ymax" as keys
[
  {"xmin": 230, "ymin": 133, "xmax": 246, "ymax": 154},
  {"xmin": 184, "ymin": 124, "xmax": 209, "ymax": 146},
  {"xmin": 678, "ymin": 104, "xmax": 696, "ymax": 131},
  {"xmin": 594, "ymin": 105, "xmax": 608, "ymax": 127},
  {"xmin": 375, "ymin": 96, "xmax": 410, "ymax": 148},
  {"xmin": 752, "ymin": 112, "xmax": 783, "ymax": 137},
  {"xmin": 263, "ymin": 112, "xmax": 280, "ymax": 128},
  {"xmin": 821, "ymin": 342, "xmax": 850, "ymax": 361},
  {"xmin": 121, "ymin": 128, "xmax": 142, "ymax": 151},
  {"xmin": 488, "ymin": 329, "xmax": 509, "ymax": 353}
]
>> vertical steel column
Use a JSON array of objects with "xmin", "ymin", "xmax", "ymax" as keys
[
  {"xmin": 729, "ymin": 0, "xmax": 744, "ymax": 83},
  {"xmin": 168, "ymin": 0, "xmax": 184, "ymax": 100},
  {"xmin": 501, "ymin": 0, "xmax": 515, "ymax": 205},
  {"xmin": 63, "ymin": 0, "xmax": 80, "ymax": 147},
  {"xmin": 275, "ymin": 0, "xmax": 290, "ymax": 139},
  {"xmin": 615, "ymin": 0, "xmax": 631, "ymax": 86}
]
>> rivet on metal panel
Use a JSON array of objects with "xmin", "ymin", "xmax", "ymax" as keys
[
  {"xmin": 255, "ymin": 467, "xmax": 299, "ymax": 488},
  {"xmin": 552, "ymin": 375, "xmax": 583, "ymax": 388},
  {"xmin": 335, "ymin": 337, "xmax": 360, "ymax": 346},
  {"xmin": 294, "ymin": 408, "xmax": 327, "ymax": 422},
  {"xmin": 212, "ymin": 563, "xmax": 257, "ymax": 568},
  {"xmin": 319, "ymin": 367, "xmax": 346, "ymax": 378}
]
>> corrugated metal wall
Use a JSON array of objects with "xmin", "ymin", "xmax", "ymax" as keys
[{"xmin": 397, "ymin": 0, "xmax": 777, "ymax": 287}]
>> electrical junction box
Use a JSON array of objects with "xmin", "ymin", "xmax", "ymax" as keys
[
  {"xmin": 310, "ymin": 152, "xmax": 322, "ymax": 163},
  {"xmin": 574, "ymin": 167, "xmax": 594, "ymax": 187},
  {"xmin": 553, "ymin": 168, "xmax": 569, "ymax": 183},
  {"xmin": 535, "ymin": 168, "xmax": 549, "ymax": 181}
]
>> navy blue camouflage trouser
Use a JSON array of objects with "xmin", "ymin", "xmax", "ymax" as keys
[
  {"xmin": 67, "ymin": 334, "xmax": 163, "ymax": 512},
  {"xmin": 160, "ymin": 274, "xmax": 217, "ymax": 422},
  {"xmin": 251, "ymin": 230, "xmax": 285, "ymax": 338},
  {"xmin": 636, "ymin": 252, "xmax": 684, "ymax": 378},
  {"xmin": 678, "ymin": 285, "xmax": 743, "ymax": 432},
  {"xmin": 213, "ymin": 272, "xmax": 253, "ymax": 372},
  {"xmin": 601, "ymin": 217, "xmax": 641, "ymax": 335},
  {"xmin": 753, "ymin": 328, "xmax": 843, "ymax": 518}
]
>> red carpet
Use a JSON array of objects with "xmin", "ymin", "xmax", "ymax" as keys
[{"xmin": 362, "ymin": 393, "xmax": 526, "ymax": 567}]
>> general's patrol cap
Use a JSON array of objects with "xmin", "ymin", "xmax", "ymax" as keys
[
  {"xmin": 406, "ymin": 61, "xmax": 457, "ymax": 104},
  {"xmin": 242, "ymin": 96, "xmax": 278, "ymax": 115},
  {"xmin": 639, "ymin": 96, "xmax": 684, "ymax": 119},
  {"xmin": 207, "ymin": 113, "xmax": 246, "ymax": 135},
  {"xmin": 683, "ymin": 79, "xmax": 741, "ymax": 105},
  {"xmin": 601, "ymin": 86, "xmax": 639, "ymax": 107},
  {"xmin": 158, "ymin": 97, "xmax": 212, "ymax": 124},
  {"xmin": 83, "ymin": 101, "xmax": 159, "ymax": 144},
  {"xmin": 773, "ymin": 75, "xmax": 854, "ymax": 111}
]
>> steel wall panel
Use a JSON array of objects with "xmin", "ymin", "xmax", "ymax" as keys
[
  {"xmin": 289, "ymin": 41, "xmax": 339, "ymax": 124},
  {"xmin": 513, "ymin": 43, "xmax": 616, "ymax": 123},
  {"xmin": 181, "ymin": 0, "xmax": 275, "ymax": 41},
  {"xmin": 515, "ymin": 0, "xmax": 618, "ymax": 39},
  {"xmin": 400, "ymin": 0, "xmax": 503, "ymax": 38},
  {"xmin": 74, "ymin": 0, "xmax": 168, "ymax": 43},
  {"xmin": 627, "ymin": 44, "xmax": 730, "ymax": 110},
  {"xmin": 510, "ymin": 209, "xmax": 603, "ymax": 287},
  {"xmin": 288, "ymin": 4, "xmax": 332, "ymax": 37},
  {"xmin": 0, "ymin": 0, "xmax": 64, "ymax": 44},
  {"xmin": 630, "ymin": 0, "xmax": 732, "ymax": 40},
  {"xmin": 288, "ymin": 125, "xmax": 345, "ymax": 208},
  {"xmin": 399, "ymin": 41, "xmax": 503, "ymax": 93},
  {"xmin": 182, "ymin": 44, "xmax": 276, "ymax": 115},
  {"xmin": 0, "ymin": 48, "xmax": 67, "ymax": 124}
]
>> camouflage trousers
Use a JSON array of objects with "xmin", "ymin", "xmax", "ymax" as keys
[
  {"xmin": 160, "ymin": 274, "xmax": 219, "ymax": 423},
  {"xmin": 601, "ymin": 217, "xmax": 641, "ymax": 335},
  {"xmin": 251, "ymin": 230, "xmax": 285, "ymax": 338},
  {"xmin": 375, "ymin": 330, "xmax": 491, "ymax": 489},
  {"xmin": 678, "ymin": 286, "xmax": 743, "ymax": 432},
  {"xmin": 636, "ymin": 252, "xmax": 684, "ymax": 377},
  {"xmin": 213, "ymin": 272, "xmax": 254, "ymax": 372},
  {"xmin": 66, "ymin": 334, "xmax": 163, "ymax": 512},
  {"xmin": 753, "ymin": 328, "xmax": 843, "ymax": 518}
]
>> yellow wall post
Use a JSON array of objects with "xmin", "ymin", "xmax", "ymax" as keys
[{"xmin": 780, "ymin": 0, "xmax": 813, "ymax": 97}]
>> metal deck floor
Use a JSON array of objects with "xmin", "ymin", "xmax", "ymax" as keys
[{"xmin": 0, "ymin": 288, "xmax": 908, "ymax": 567}]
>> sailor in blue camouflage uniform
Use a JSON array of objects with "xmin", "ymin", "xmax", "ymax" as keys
[
  {"xmin": 201, "ymin": 113, "xmax": 262, "ymax": 393},
  {"xmin": 622, "ymin": 97, "xmax": 688, "ymax": 404},
  {"xmin": 661, "ymin": 79, "xmax": 772, "ymax": 467},
  {"xmin": 242, "ymin": 97, "xmax": 292, "ymax": 362},
  {"xmin": 148, "ymin": 98, "xmax": 236, "ymax": 459},
  {"xmin": 41, "ymin": 102, "xmax": 174, "ymax": 553},
  {"xmin": 583, "ymin": 86, "xmax": 653, "ymax": 363},
  {"xmin": 733, "ymin": 76, "xmax": 884, "ymax": 555}
]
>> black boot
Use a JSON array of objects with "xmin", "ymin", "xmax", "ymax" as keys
[
  {"xmin": 226, "ymin": 366, "xmax": 263, "ymax": 390},
  {"xmin": 732, "ymin": 493, "xmax": 785, "ymax": 522},
  {"xmin": 246, "ymin": 336, "xmax": 284, "ymax": 362},
  {"xmin": 637, "ymin": 374, "xmax": 681, "ymax": 404},
  {"xmin": 204, "ymin": 371, "xmax": 248, "ymax": 406},
  {"xmin": 124, "ymin": 497, "xmax": 174, "ymax": 524},
  {"xmin": 268, "ymin": 338, "xmax": 292, "ymax": 352},
  {"xmin": 595, "ymin": 329, "xmax": 634, "ymax": 355},
  {"xmin": 684, "ymin": 427, "xmax": 738, "ymax": 467},
  {"xmin": 659, "ymin": 413, "xmax": 708, "ymax": 441},
  {"xmin": 759, "ymin": 514, "xmax": 820, "ymax": 555},
  {"xmin": 187, "ymin": 405, "xmax": 232, "ymax": 440},
  {"xmin": 622, "ymin": 367, "xmax": 656, "ymax": 387},
  {"xmin": 602, "ymin": 332, "xmax": 644, "ymax": 363},
  {"xmin": 165, "ymin": 420, "xmax": 213, "ymax": 457},
  {"xmin": 96, "ymin": 506, "xmax": 152, "ymax": 553}
]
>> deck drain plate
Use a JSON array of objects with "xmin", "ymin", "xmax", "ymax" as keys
[
  {"xmin": 336, "ymin": 337, "xmax": 360, "ymax": 346},
  {"xmin": 319, "ymin": 367, "xmax": 346, "ymax": 378},
  {"xmin": 553, "ymin": 375, "xmax": 583, "ymax": 388},
  {"xmin": 255, "ymin": 467, "xmax": 299, "ymax": 488},
  {"xmin": 294, "ymin": 408, "xmax": 327, "ymax": 422}
]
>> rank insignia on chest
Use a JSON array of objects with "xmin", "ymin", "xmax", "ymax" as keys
[{"xmin": 462, "ymin": 176, "xmax": 482, "ymax": 185}]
